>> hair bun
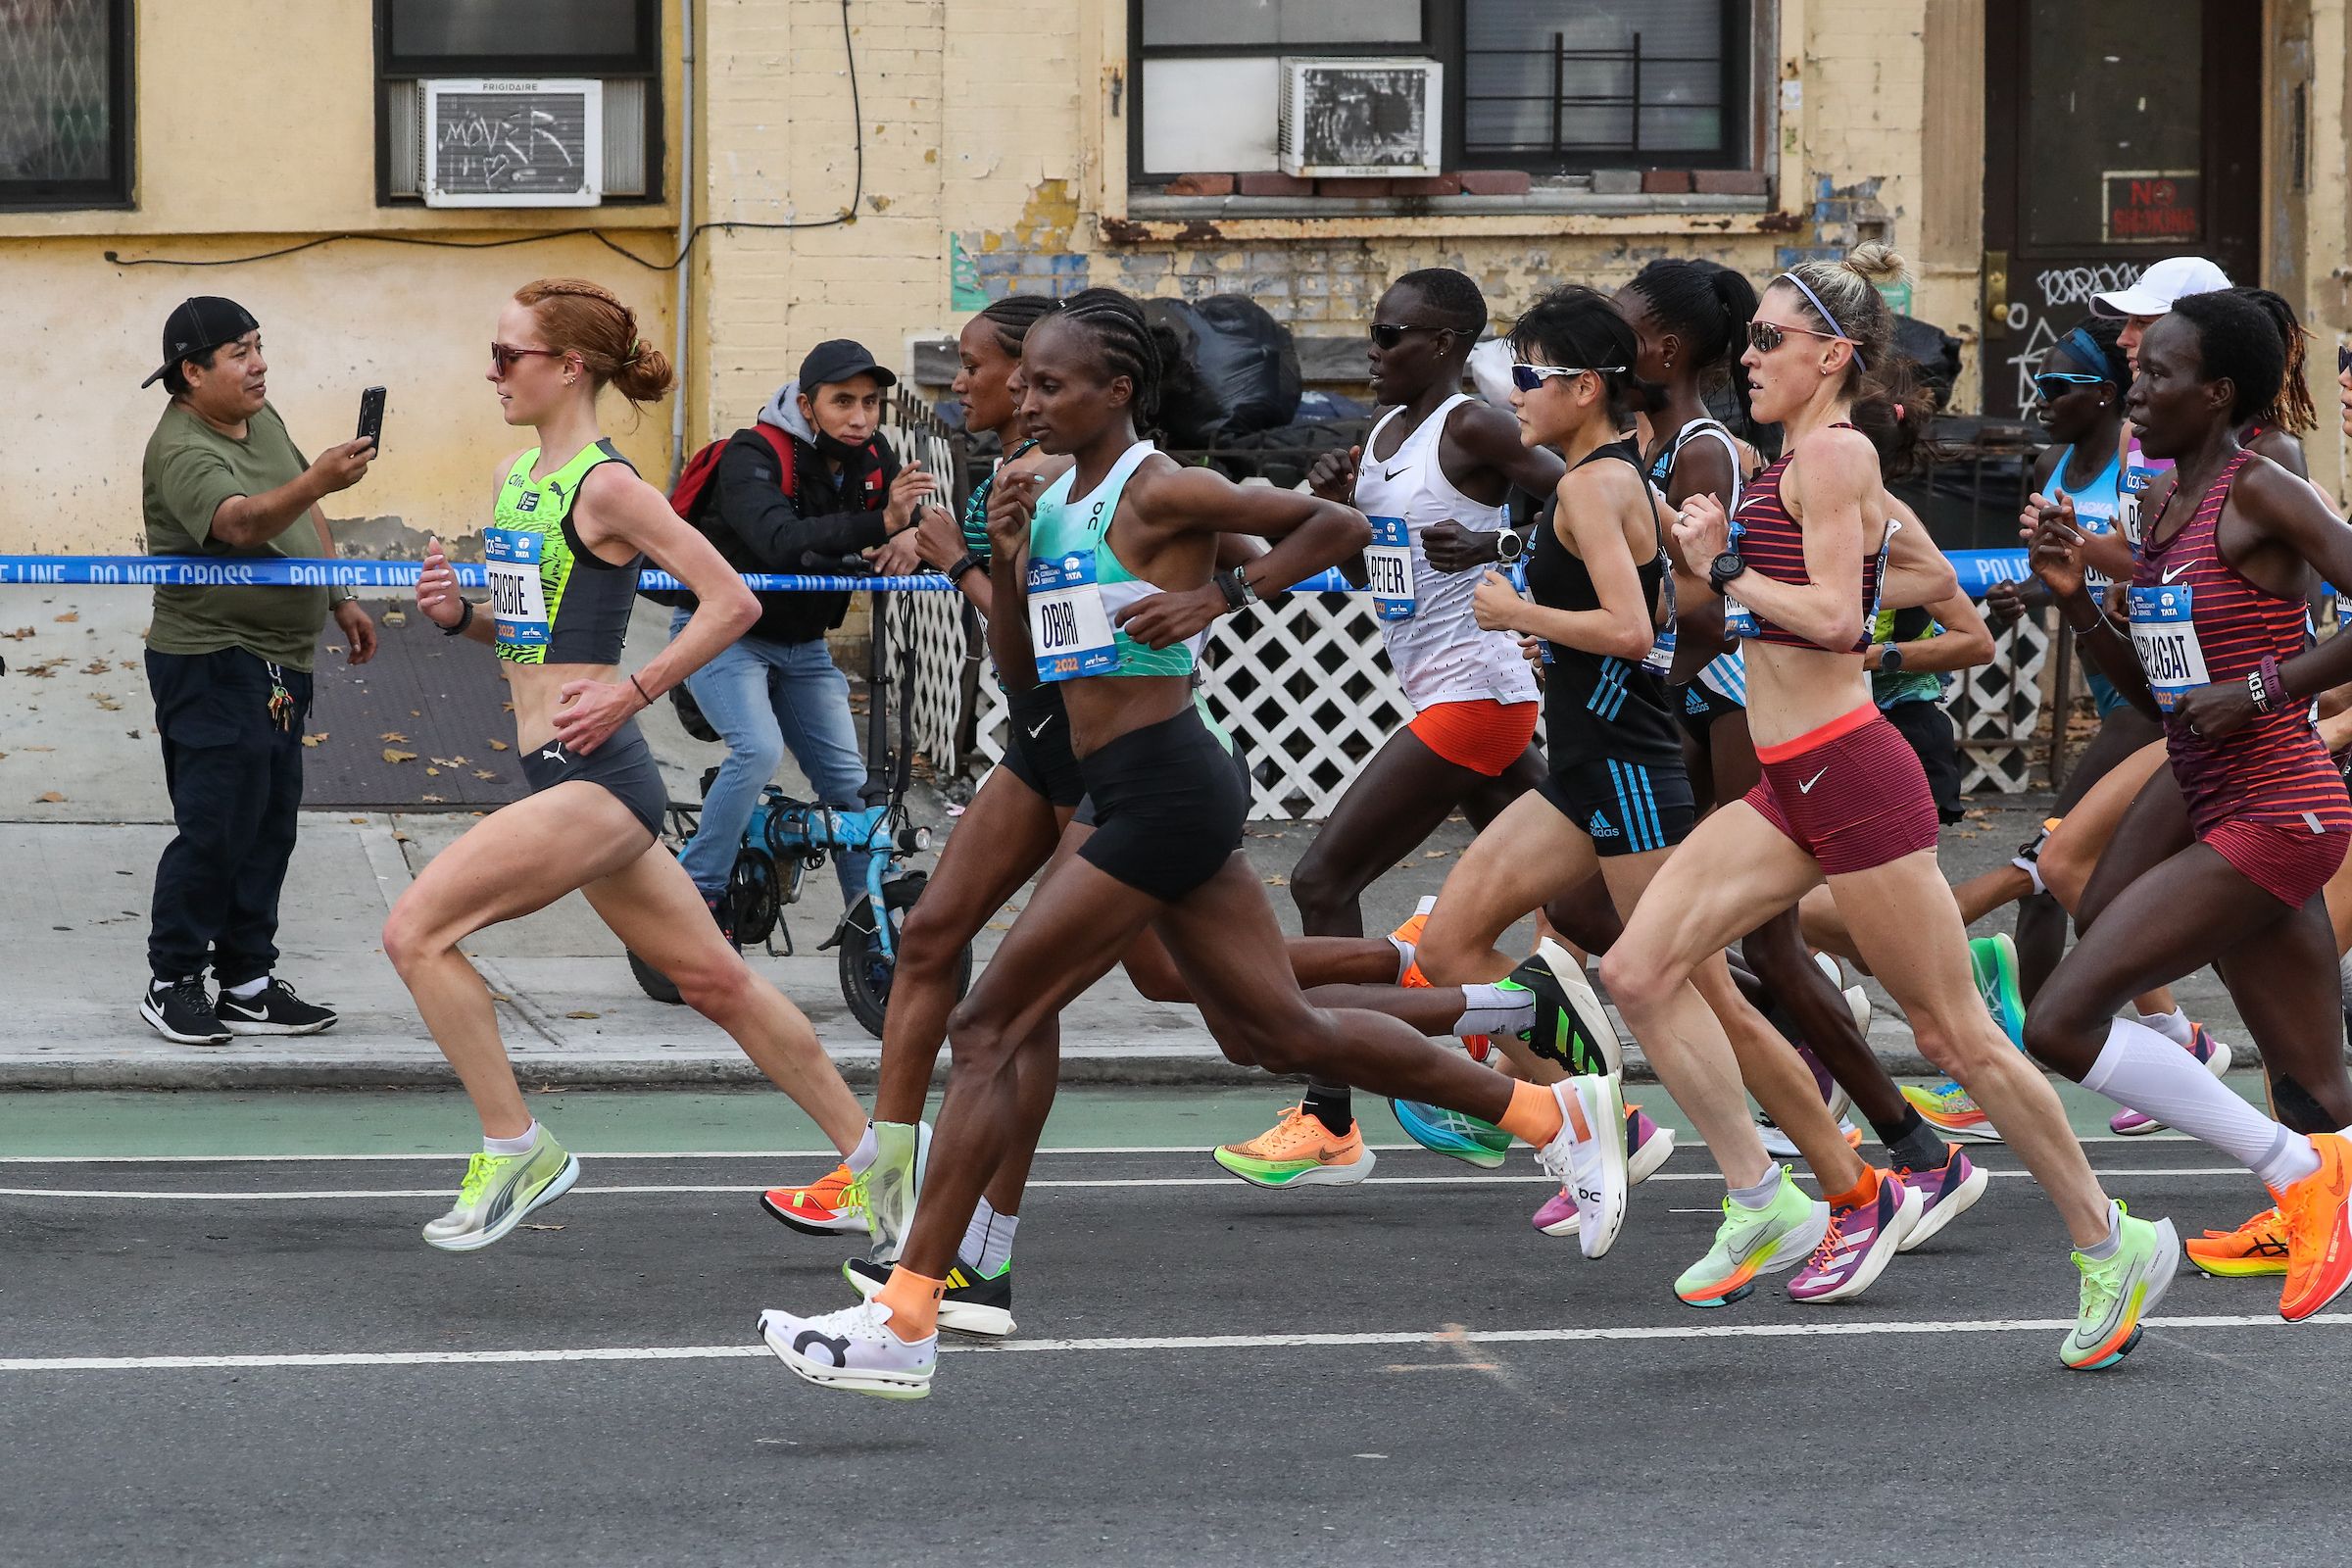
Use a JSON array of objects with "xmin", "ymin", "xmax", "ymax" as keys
[{"xmin": 1840, "ymin": 242, "xmax": 1911, "ymax": 290}]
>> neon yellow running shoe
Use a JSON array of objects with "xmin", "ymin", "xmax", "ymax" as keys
[
  {"xmin": 421, "ymin": 1134, "xmax": 579, "ymax": 1252},
  {"xmin": 2063, "ymin": 1203, "xmax": 2180, "ymax": 1370},
  {"xmin": 1674, "ymin": 1168, "xmax": 1831, "ymax": 1308}
]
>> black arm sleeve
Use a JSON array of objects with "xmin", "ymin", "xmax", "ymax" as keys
[{"xmin": 707, "ymin": 433, "xmax": 890, "ymax": 568}]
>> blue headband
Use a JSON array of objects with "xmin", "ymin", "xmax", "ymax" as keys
[
  {"xmin": 1775, "ymin": 272, "xmax": 1866, "ymax": 371},
  {"xmin": 2058, "ymin": 327, "xmax": 2112, "ymax": 380}
]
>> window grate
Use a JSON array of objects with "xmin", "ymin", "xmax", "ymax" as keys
[{"xmin": 0, "ymin": 0, "xmax": 129, "ymax": 206}]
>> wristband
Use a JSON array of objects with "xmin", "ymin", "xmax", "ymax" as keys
[
  {"xmin": 440, "ymin": 598, "xmax": 475, "ymax": 636},
  {"xmin": 948, "ymin": 551, "xmax": 986, "ymax": 584},
  {"xmin": 1215, "ymin": 568, "xmax": 1253, "ymax": 612},
  {"xmin": 630, "ymin": 672, "xmax": 654, "ymax": 709},
  {"xmin": 2258, "ymin": 654, "xmax": 2286, "ymax": 711}
]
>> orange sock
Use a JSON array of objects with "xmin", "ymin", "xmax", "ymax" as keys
[
  {"xmin": 1498, "ymin": 1080, "xmax": 1568, "ymax": 1147},
  {"xmin": 1826, "ymin": 1166, "xmax": 1881, "ymax": 1211},
  {"xmin": 875, "ymin": 1266, "xmax": 944, "ymax": 1341}
]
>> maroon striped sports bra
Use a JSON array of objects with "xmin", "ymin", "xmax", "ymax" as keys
[{"xmin": 1728, "ymin": 424, "xmax": 1885, "ymax": 654}]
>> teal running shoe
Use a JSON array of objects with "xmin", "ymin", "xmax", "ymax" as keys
[
  {"xmin": 1674, "ymin": 1168, "xmax": 1830, "ymax": 1308},
  {"xmin": 1390, "ymin": 1098, "xmax": 1514, "ymax": 1169},
  {"xmin": 1970, "ymin": 933, "xmax": 2027, "ymax": 1051},
  {"xmin": 2063, "ymin": 1204, "xmax": 2180, "ymax": 1370},
  {"xmin": 421, "ymin": 1133, "xmax": 579, "ymax": 1252}
]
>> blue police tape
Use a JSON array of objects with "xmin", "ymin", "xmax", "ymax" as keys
[{"xmin": 0, "ymin": 552, "xmax": 2040, "ymax": 598}]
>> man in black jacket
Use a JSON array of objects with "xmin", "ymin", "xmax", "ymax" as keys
[{"xmin": 668, "ymin": 340, "xmax": 934, "ymax": 923}]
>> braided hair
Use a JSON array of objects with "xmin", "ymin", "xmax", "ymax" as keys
[
  {"xmin": 1053, "ymin": 287, "xmax": 1165, "ymax": 423},
  {"xmin": 977, "ymin": 294, "xmax": 1057, "ymax": 358},
  {"xmin": 513, "ymin": 277, "xmax": 671, "ymax": 405}
]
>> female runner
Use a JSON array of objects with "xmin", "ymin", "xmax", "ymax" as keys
[
  {"xmin": 396, "ymin": 278, "xmax": 865, "ymax": 1250},
  {"xmin": 1603, "ymin": 245, "xmax": 2164, "ymax": 1368},
  {"xmin": 759, "ymin": 288, "xmax": 1610, "ymax": 1397}
]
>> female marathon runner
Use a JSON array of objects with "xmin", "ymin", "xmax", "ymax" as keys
[
  {"xmin": 1415, "ymin": 284, "xmax": 1925, "ymax": 1305},
  {"xmin": 1620, "ymin": 260, "xmax": 1976, "ymax": 1211},
  {"xmin": 758, "ymin": 289, "xmax": 1612, "ymax": 1398},
  {"xmin": 395, "ymin": 278, "xmax": 866, "ymax": 1250},
  {"xmin": 1603, "ymin": 245, "xmax": 2167, "ymax": 1367},
  {"xmin": 2023, "ymin": 289, "xmax": 2352, "ymax": 1325}
]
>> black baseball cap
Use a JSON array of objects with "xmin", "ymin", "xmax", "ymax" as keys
[
  {"xmin": 141, "ymin": 296, "xmax": 261, "ymax": 389},
  {"xmin": 797, "ymin": 338, "xmax": 897, "ymax": 392}
]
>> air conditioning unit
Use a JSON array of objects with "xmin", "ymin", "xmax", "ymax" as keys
[
  {"xmin": 419, "ymin": 78, "xmax": 604, "ymax": 207},
  {"xmin": 1278, "ymin": 58, "xmax": 1444, "ymax": 178}
]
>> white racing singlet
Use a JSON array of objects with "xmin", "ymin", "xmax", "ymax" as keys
[
  {"xmin": 1352, "ymin": 393, "xmax": 1540, "ymax": 711},
  {"xmin": 1652, "ymin": 417, "xmax": 1748, "ymax": 703}
]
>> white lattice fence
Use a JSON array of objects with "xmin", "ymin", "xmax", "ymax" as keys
[
  {"xmin": 1947, "ymin": 613, "xmax": 2053, "ymax": 794},
  {"xmin": 877, "ymin": 411, "xmax": 973, "ymax": 769}
]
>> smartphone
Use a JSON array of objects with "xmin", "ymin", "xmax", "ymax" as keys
[{"xmin": 356, "ymin": 386, "xmax": 387, "ymax": 453}]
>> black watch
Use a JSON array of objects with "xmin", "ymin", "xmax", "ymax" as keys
[
  {"xmin": 1707, "ymin": 552, "xmax": 1746, "ymax": 596},
  {"xmin": 1215, "ymin": 568, "xmax": 1255, "ymax": 612},
  {"xmin": 947, "ymin": 551, "xmax": 985, "ymax": 584},
  {"xmin": 1879, "ymin": 644, "xmax": 1905, "ymax": 673}
]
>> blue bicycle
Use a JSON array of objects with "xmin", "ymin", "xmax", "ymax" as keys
[{"xmin": 626, "ymin": 568, "xmax": 971, "ymax": 1036}]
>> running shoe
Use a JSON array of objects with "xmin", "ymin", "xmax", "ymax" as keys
[
  {"xmin": 216, "ymin": 978, "xmax": 338, "ymax": 1036},
  {"xmin": 1532, "ymin": 1076, "xmax": 1628, "ymax": 1258},
  {"xmin": 1674, "ymin": 1169, "xmax": 1831, "ymax": 1308},
  {"xmin": 1971, "ymin": 933, "xmax": 2027, "ymax": 1051},
  {"xmin": 2186, "ymin": 1203, "xmax": 2289, "ymax": 1278},
  {"xmin": 1755, "ymin": 1112, "xmax": 1863, "ymax": 1160},
  {"xmin": 139, "ymin": 975, "xmax": 231, "ymax": 1046},
  {"xmin": 2278, "ymin": 1132, "xmax": 2352, "ymax": 1322},
  {"xmin": 761, "ymin": 1162, "xmax": 868, "ymax": 1236},
  {"xmin": 1213, "ymin": 1105, "xmax": 1377, "ymax": 1188},
  {"xmin": 1391, "ymin": 1098, "xmax": 1513, "ymax": 1169},
  {"xmin": 2012, "ymin": 817, "xmax": 2059, "ymax": 889},
  {"xmin": 862, "ymin": 1120, "xmax": 933, "ymax": 1263},
  {"xmin": 2109, "ymin": 1024, "xmax": 2232, "ymax": 1135},
  {"xmin": 758, "ymin": 1298, "xmax": 935, "ymax": 1400},
  {"xmin": 844, "ymin": 1254, "xmax": 1015, "ymax": 1337},
  {"xmin": 420, "ymin": 1134, "xmax": 580, "ymax": 1252},
  {"xmin": 1900, "ymin": 1079, "xmax": 2003, "ymax": 1143},
  {"xmin": 2062, "ymin": 1205, "xmax": 2180, "ymax": 1370},
  {"xmin": 1788, "ymin": 1172, "xmax": 1923, "ymax": 1303},
  {"xmin": 1512, "ymin": 939, "xmax": 1620, "ymax": 1078},
  {"xmin": 1535, "ymin": 1105, "xmax": 1675, "ymax": 1235},
  {"xmin": 1890, "ymin": 1143, "xmax": 1989, "ymax": 1251},
  {"xmin": 1390, "ymin": 894, "xmax": 1439, "ymax": 957}
]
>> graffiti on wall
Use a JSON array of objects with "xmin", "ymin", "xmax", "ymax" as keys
[{"xmin": 2000, "ymin": 262, "xmax": 2143, "ymax": 412}]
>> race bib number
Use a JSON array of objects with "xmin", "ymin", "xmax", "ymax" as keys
[
  {"xmin": 2128, "ymin": 583, "xmax": 2209, "ymax": 713},
  {"xmin": 2118, "ymin": 465, "xmax": 2152, "ymax": 548},
  {"xmin": 1721, "ymin": 595, "xmax": 1760, "ymax": 640},
  {"xmin": 484, "ymin": 527, "xmax": 550, "ymax": 648},
  {"xmin": 1027, "ymin": 552, "xmax": 1118, "ymax": 683},
  {"xmin": 1364, "ymin": 515, "xmax": 1416, "ymax": 621}
]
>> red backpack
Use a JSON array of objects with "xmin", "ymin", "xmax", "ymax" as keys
[{"xmin": 669, "ymin": 422, "xmax": 795, "ymax": 520}]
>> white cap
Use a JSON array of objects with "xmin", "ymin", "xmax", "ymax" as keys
[{"xmin": 2093, "ymin": 256, "xmax": 2232, "ymax": 318}]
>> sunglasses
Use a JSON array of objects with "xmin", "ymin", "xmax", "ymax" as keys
[
  {"xmin": 2339, "ymin": 343, "xmax": 2351, "ymax": 376},
  {"xmin": 2031, "ymin": 371, "xmax": 2107, "ymax": 402},
  {"xmin": 1370, "ymin": 322, "xmax": 1448, "ymax": 350},
  {"xmin": 1510, "ymin": 363, "xmax": 1620, "ymax": 392},
  {"xmin": 1745, "ymin": 320, "xmax": 1850, "ymax": 355},
  {"xmin": 490, "ymin": 342, "xmax": 566, "ymax": 377}
]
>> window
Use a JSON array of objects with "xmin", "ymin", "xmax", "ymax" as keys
[
  {"xmin": 0, "ymin": 0, "xmax": 132, "ymax": 209},
  {"xmin": 1131, "ymin": 0, "xmax": 1752, "ymax": 181},
  {"xmin": 374, "ymin": 0, "xmax": 661, "ymax": 204}
]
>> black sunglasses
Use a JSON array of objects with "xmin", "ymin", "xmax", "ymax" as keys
[
  {"xmin": 2340, "ymin": 343, "xmax": 2351, "ymax": 377},
  {"xmin": 1370, "ymin": 322, "xmax": 1448, "ymax": 350}
]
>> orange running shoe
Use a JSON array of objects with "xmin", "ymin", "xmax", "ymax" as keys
[
  {"xmin": 2278, "ymin": 1133, "xmax": 2352, "ymax": 1321},
  {"xmin": 2186, "ymin": 1203, "xmax": 2289, "ymax": 1278},
  {"xmin": 760, "ymin": 1161, "xmax": 867, "ymax": 1236},
  {"xmin": 1212, "ymin": 1105, "xmax": 1376, "ymax": 1189}
]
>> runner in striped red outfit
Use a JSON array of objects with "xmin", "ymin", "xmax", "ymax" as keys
[{"xmin": 2027, "ymin": 287, "xmax": 2352, "ymax": 1326}]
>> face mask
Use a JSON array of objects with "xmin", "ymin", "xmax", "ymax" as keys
[{"xmin": 811, "ymin": 426, "xmax": 870, "ymax": 466}]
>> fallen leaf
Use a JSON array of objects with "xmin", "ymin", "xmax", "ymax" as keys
[
  {"xmin": 564, "ymin": 1009, "xmax": 601, "ymax": 1019},
  {"xmin": 501, "ymin": 701, "xmax": 515, "ymax": 712},
  {"xmin": 419, "ymin": 794, "xmax": 445, "ymax": 803},
  {"xmin": 488, "ymin": 740, "xmax": 510, "ymax": 751},
  {"xmin": 2, "ymin": 627, "xmax": 32, "ymax": 640},
  {"xmin": 380, "ymin": 731, "xmax": 408, "ymax": 743},
  {"xmin": 90, "ymin": 694, "xmax": 121, "ymax": 710},
  {"xmin": 1422, "ymin": 849, "xmax": 1446, "ymax": 858},
  {"xmin": 300, "ymin": 732, "xmax": 329, "ymax": 748},
  {"xmin": 391, "ymin": 832, "xmax": 412, "ymax": 843},
  {"xmin": 381, "ymin": 748, "xmax": 416, "ymax": 763},
  {"xmin": 383, "ymin": 611, "xmax": 409, "ymax": 626},
  {"xmin": 52, "ymin": 612, "xmax": 76, "ymax": 623},
  {"xmin": 79, "ymin": 660, "xmax": 108, "ymax": 675},
  {"xmin": 23, "ymin": 745, "xmax": 52, "ymax": 753},
  {"xmin": 33, "ymin": 791, "xmax": 65, "ymax": 803},
  {"xmin": 474, "ymin": 769, "xmax": 498, "ymax": 780},
  {"xmin": 349, "ymin": 816, "xmax": 368, "ymax": 824},
  {"xmin": 1263, "ymin": 874, "xmax": 1288, "ymax": 886},
  {"xmin": 409, "ymin": 709, "xmax": 421, "ymax": 716},
  {"xmin": 429, "ymin": 758, "xmax": 459, "ymax": 768}
]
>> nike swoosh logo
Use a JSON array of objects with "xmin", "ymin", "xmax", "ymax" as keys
[
  {"xmin": 1026, "ymin": 718, "xmax": 1051, "ymax": 738},
  {"xmin": 1798, "ymin": 768, "xmax": 1829, "ymax": 793},
  {"xmin": 1728, "ymin": 1223, "xmax": 1778, "ymax": 1264},
  {"xmin": 1384, "ymin": 466, "xmax": 1406, "ymax": 480},
  {"xmin": 2162, "ymin": 562, "xmax": 2190, "ymax": 583}
]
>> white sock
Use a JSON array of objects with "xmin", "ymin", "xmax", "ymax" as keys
[
  {"xmin": 960, "ymin": 1197, "xmax": 1019, "ymax": 1276},
  {"xmin": 225, "ymin": 976, "xmax": 269, "ymax": 1000},
  {"xmin": 2133, "ymin": 1006, "xmax": 2193, "ymax": 1048},
  {"xmin": 1390, "ymin": 895, "xmax": 1438, "ymax": 982},
  {"xmin": 2083, "ymin": 1017, "xmax": 2319, "ymax": 1189},
  {"xmin": 483, "ymin": 1120, "xmax": 539, "ymax": 1157},
  {"xmin": 846, "ymin": 1121, "xmax": 880, "ymax": 1174},
  {"xmin": 1457, "ymin": 983, "xmax": 1536, "ymax": 1039}
]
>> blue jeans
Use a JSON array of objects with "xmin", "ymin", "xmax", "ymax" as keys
[{"xmin": 671, "ymin": 610, "xmax": 872, "ymax": 906}]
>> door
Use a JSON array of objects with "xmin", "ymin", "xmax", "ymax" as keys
[{"xmin": 1981, "ymin": 0, "xmax": 2263, "ymax": 417}]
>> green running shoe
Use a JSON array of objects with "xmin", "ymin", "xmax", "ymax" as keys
[
  {"xmin": 421, "ymin": 1133, "xmax": 579, "ymax": 1252},
  {"xmin": 862, "ymin": 1120, "xmax": 931, "ymax": 1264},
  {"xmin": 2063, "ymin": 1204, "xmax": 2180, "ymax": 1370},
  {"xmin": 1970, "ymin": 933, "xmax": 2027, "ymax": 1052},
  {"xmin": 1674, "ymin": 1168, "xmax": 1831, "ymax": 1308}
]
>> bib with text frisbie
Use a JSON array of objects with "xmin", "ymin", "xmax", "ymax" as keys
[
  {"xmin": 484, "ymin": 526, "xmax": 551, "ymax": 651},
  {"xmin": 2128, "ymin": 582, "xmax": 2210, "ymax": 712},
  {"xmin": 1363, "ymin": 514, "xmax": 1417, "ymax": 621}
]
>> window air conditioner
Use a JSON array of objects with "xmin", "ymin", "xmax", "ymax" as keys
[
  {"xmin": 419, "ymin": 78, "xmax": 605, "ymax": 207},
  {"xmin": 1277, "ymin": 58, "xmax": 1444, "ymax": 178}
]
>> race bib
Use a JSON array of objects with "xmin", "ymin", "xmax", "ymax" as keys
[
  {"xmin": 1721, "ymin": 595, "xmax": 1760, "ymax": 640},
  {"xmin": 484, "ymin": 526, "xmax": 550, "ymax": 648},
  {"xmin": 1363, "ymin": 515, "xmax": 1416, "ymax": 621},
  {"xmin": 2118, "ymin": 464, "xmax": 2152, "ymax": 548},
  {"xmin": 1027, "ymin": 552, "xmax": 1117, "ymax": 683},
  {"xmin": 2128, "ymin": 583, "xmax": 2209, "ymax": 712}
]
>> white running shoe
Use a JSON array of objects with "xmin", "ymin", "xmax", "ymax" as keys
[
  {"xmin": 1534, "ymin": 1075, "xmax": 1629, "ymax": 1259},
  {"xmin": 759, "ymin": 1298, "xmax": 937, "ymax": 1400}
]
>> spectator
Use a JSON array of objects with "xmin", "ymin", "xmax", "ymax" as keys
[
  {"xmin": 667, "ymin": 339, "xmax": 935, "ymax": 929},
  {"xmin": 137, "ymin": 296, "xmax": 379, "ymax": 1045}
]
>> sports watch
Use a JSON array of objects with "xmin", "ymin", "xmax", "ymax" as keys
[
  {"xmin": 1707, "ymin": 552, "xmax": 1746, "ymax": 596},
  {"xmin": 1494, "ymin": 530, "xmax": 1526, "ymax": 564}
]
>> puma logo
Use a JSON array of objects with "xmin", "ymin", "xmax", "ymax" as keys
[
  {"xmin": 1798, "ymin": 768, "xmax": 1829, "ymax": 794},
  {"xmin": 541, "ymin": 745, "xmax": 566, "ymax": 764}
]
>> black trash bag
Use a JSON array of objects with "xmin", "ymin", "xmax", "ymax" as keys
[
  {"xmin": 1214, "ymin": 416, "xmax": 1378, "ymax": 490},
  {"xmin": 1143, "ymin": 296, "xmax": 1302, "ymax": 445},
  {"xmin": 1892, "ymin": 315, "xmax": 1964, "ymax": 406}
]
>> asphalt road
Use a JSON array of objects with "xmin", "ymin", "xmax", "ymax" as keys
[{"xmin": 3, "ymin": 1088, "xmax": 2347, "ymax": 1567}]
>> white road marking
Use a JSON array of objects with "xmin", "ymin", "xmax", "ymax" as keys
[{"xmin": 5, "ymin": 1313, "xmax": 2346, "ymax": 1375}]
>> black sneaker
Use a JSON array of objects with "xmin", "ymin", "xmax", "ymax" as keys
[
  {"xmin": 841, "ymin": 1253, "xmax": 1015, "ymax": 1338},
  {"xmin": 140, "ymin": 976, "xmax": 231, "ymax": 1045},
  {"xmin": 216, "ymin": 978, "xmax": 338, "ymax": 1036}
]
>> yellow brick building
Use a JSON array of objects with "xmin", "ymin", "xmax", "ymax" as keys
[{"xmin": 2, "ymin": 0, "xmax": 2345, "ymax": 556}]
